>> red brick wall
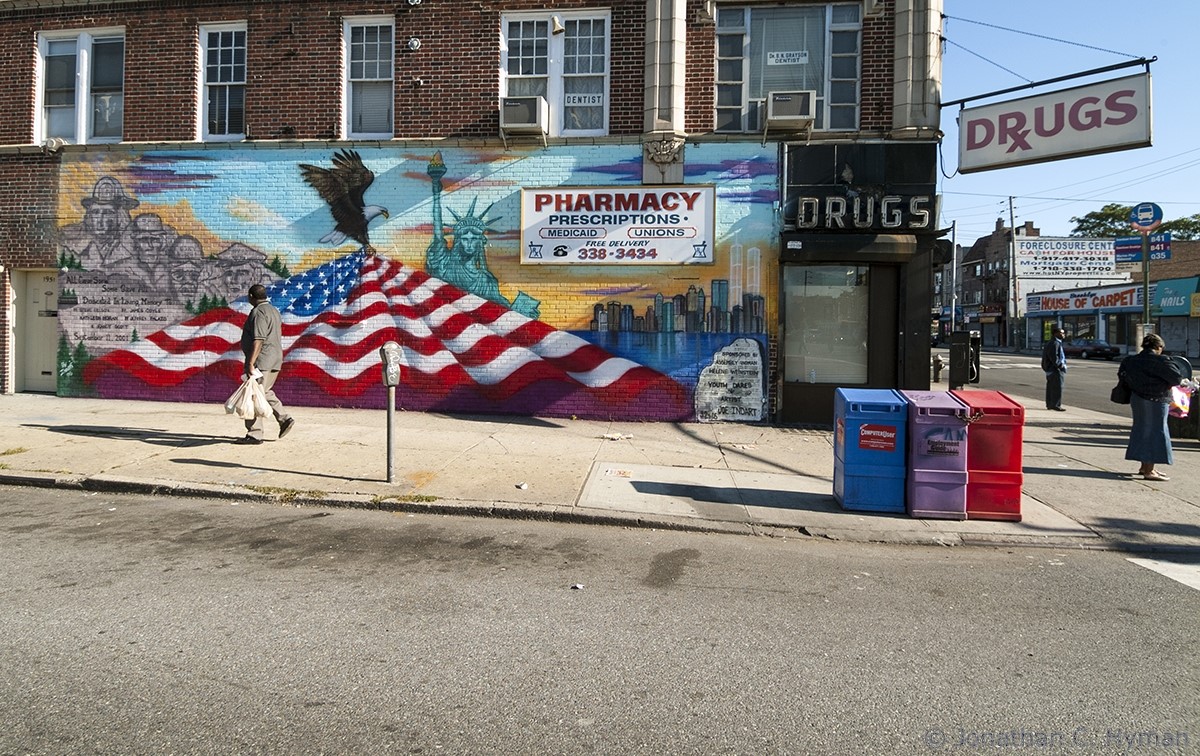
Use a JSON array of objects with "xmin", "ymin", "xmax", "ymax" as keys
[
  {"xmin": 0, "ymin": 0, "xmax": 650, "ymax": 142},
  {"xmin": 0, "ymin": 0, "xmax": 897, "ymax": 142},
  {"xmin": 860, "ymin": 7, "xmax": 895, "ymax": 132}
]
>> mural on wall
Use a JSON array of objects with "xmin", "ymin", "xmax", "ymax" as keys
[{"xmin": 55, "ymin": 145, "xmax": 777, "ymax": 422}]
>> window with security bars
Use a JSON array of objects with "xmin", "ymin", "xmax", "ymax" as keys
[
  {"xmin": 345, "ymin": 19, "xmax": 394, "ymax": 138},
  {"xmin": 201, "ymin": 24, "xmax": 246, "ymax": 140},
  {"xmin": 715, "ymin": 3, "xmax": 860, "ymax": 133},
  {"xmin": 502, "ymin": 13, "xmax": 609, "ymax": 136},
  {"xmin": 40, "ymin": 31, "xmax": 124, "ymax": 144}
]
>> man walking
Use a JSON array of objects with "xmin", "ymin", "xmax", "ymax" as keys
[
  {"xmin": 1042, "ymin": 326, "xmax": 1068, "ymax": 411},
  {"xmin": 238, "ymin": 284, "xmax": 295, "ymax": 443}
]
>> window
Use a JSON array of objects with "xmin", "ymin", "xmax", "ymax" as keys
[
  {"xmin": 501, "ymin": 12, "xmax": 610, "ymax": 136},
  {"xmin": 200, "ymin": 24, "xmax": 246, "ymax": 140},
  {"xmin": 344, "ymin": 17, "xmax": 394, "ymax": 138},
  {"xmin": 39, "ymin": 30, "xmax": 124, "ymax": 144},
  {"xmin": 715, "ymin": 3, "xmax": 860, "ymax": 132},
  {"xmin": 783, "ymin": 265, "xmax": 869, "ymax": 384}
]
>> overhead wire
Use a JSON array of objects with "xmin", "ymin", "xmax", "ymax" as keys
[{"xmin": 937, "ymin": 12, "xmax": 1166, "ymax": 228}]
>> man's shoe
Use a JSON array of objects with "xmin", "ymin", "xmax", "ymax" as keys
[
  {"xmin": 1049, "ymin": 407, "xmax": 1066, "ymax": 411},
  {"xmin": 278, "ymin": 417, "xmax": 295, "ymax": 439},
  {"xmin": 235, "ymin": 435, "xmax": 263, "ymax": 445}
]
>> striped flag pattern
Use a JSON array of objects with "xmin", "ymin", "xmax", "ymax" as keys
[{"xmin": 84, "ymin": 252, "xmax": 693, "ymax": 420}]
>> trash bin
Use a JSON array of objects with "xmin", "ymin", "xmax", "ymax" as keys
[
  {"xmin": 951, "ymin": 389, "xmax": 1024, "ymax": 521},
  {"xmin": 1165, "ymin": 356, "xmax": 1197, "ymax": 440},
  {"xmin": 900, "ymin": 390, "xmax": 970, "ymax": 520},
  {"xmin": 1166, "ymin": 402, "xmax": 1199, "ymax": 441},
  {"xmin": 833, "ymin": 388, "xmax": 908, "ymax": 514}
]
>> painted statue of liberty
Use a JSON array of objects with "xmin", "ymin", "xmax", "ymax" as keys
[{"xmin": 425, "ymin": 153, "xmax": 539, "ymax": 319}]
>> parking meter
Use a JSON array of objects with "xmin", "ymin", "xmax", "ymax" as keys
[
  {"xmin": 379, "ymin": 341, "xmax": 403, "ymax": 483},
  {"xmin": 380, "ymin": 341, "xmax": 403, "ymax": 387},
  {"xmin": 949, "ymin": 330, "xmax": 981, "ymax": 389}
]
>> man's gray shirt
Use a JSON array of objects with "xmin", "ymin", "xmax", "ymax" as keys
[{"xmin": 242, "ymin": 301, "xmax": 284, "ymax": 371}]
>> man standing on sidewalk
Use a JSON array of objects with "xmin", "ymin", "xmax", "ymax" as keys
[
  {"xmin": 1042, "ymin": 326, "xmax": 1068, "ymax": 411},
  {"xmin": 238, "ymin": 284, "xmax": 295, "ymax": 444}
]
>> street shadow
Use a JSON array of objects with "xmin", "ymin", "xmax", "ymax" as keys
[
  {"xmin": 631, "ymin": 480, "xmax": 862, "ymax": 515},
  {"xmin": 1088, "ymin": 516, "xmax": 1200, "ymax": 555},
  {"xmin": 171, "ymin": 457, "xmax": 371, "ymax": 484},
  {"xmin": 1023, "ymin": 465, "xmax": 1136, "ymax": 480},
  {"xmin": 23, "ymin": 423, "xmax": 231, "ymax": 448},
  {"xmin": 423, "ymin": 411, "xmax": 564, "ymax": 429}
]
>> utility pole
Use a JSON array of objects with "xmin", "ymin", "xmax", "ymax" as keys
[
  {"xmin": 950, "ymin": 220, "xmax": 957, "ymax": 334},
  {"xmin": 1008, "ymin": 196, "xmax": 1018, "ymax": 350}
]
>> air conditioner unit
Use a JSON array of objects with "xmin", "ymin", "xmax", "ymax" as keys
[
  {"xmin": 766, "ymin": 90, "xmax": 816, "ymax": 128},
  {"xmin": 501, "ymin": 95, "xmax": 548, "ymax": 132}
]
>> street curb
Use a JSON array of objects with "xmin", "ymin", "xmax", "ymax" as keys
[
  {"xmin": 0, "ymin": 471, "xmax": 779, "ymax": 538},
  {"xmin": 5, "ymin": 470, "xmax": 1196, "ymax": 554}
]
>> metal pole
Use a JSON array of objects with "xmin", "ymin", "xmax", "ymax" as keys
[
  {"xmin": 386, "ymin": 385, "xmax": 395, "ymax": 483},
  {"xmin": 1008, "ymin": 196, "xmax": 1018, "ymax": 349},
  {"xmin": 950, "ymin": 221, "xmax": 957, "ymax": 333},
  {"xmin": 1141, "ymin": 231, "xmax": 1151, "ymax": 327}
]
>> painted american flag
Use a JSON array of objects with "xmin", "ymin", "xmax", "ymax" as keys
[{"xmin": 84, "ymin": 252, "xmax": 693, "ymax": 420}]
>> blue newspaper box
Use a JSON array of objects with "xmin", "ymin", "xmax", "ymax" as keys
[
  {"xmin": 900, "ymin": 390, "xmax": 969, "ymax": 520},
  {"xmin": 833, "ymin": 388, "xmax": 907, "ymax": 513}
]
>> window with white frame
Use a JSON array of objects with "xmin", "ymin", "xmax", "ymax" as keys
[
  {"xmin": 39, "ymin": 30, "xmax": 124, "ymax": 144},
  {"xmin": 200, "ymin": 23, "xmax": 246, "ymax": 140},
  {"xmin": 501, "ymin": 12, "xmax": 609, "ymax": 136},
  {"xmin": 344, "ymin": 17, "xmax": 394, "ymax": 139},
  {"xmin": 715, "ymin": 3, "xmax": 860, "ymax": 132}
]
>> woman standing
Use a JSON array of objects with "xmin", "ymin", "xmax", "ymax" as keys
[{"xmin": 1119, "ymin": 333, "xmax": 1184, "ymax": 481}]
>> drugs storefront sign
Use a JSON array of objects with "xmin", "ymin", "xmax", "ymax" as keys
[
  {"xmin": 957, "ymin": 73, "xmax": 1152, "ymax": 174},
  {"xmin": 521, "ymin": 185, "xmax": 715, "ymax": 265}
]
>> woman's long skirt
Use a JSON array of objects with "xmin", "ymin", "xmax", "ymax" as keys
[{"xmin": 1125, "ymin": 394, "xmax": 1173, "ymax": 465}]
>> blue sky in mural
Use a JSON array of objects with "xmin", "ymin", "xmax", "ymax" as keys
[{"xmin": 116, "ymin": 144, "xmax": 778, "ymax": 268}]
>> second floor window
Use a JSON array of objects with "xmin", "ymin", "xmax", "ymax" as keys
[
  {"xmin": 501, "ymin": 13, "xmax": 609, "ymax": 136},
  {"xmin": 345, "ymin": 18, "xmax": 394, "ymax": 138},
  {"xmin": 715, "ymin": 3, "xmax": 860, "ymax": 133},
  {"xmin": 201, "ymin": 24, "xmax": 246, "ymax": 140},
  {"xmin": 40, "ymin": 31, "xmax": 124, "ymax": 144}
]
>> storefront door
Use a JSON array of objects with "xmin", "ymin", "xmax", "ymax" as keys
[{"xmin": 15, "ymin": 269, "xmax": 59, "ymax": 392}]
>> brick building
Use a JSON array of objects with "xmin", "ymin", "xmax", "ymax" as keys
[{"xmin": 0, "ymin": 0, "xmax": 944, "ymax": 425}]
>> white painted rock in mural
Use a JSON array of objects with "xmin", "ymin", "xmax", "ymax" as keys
[{"xmin": 694, "ymin": 337, "xmax": 766, "ymax": 423}]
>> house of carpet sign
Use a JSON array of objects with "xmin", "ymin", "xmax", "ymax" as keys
[
  {"xmin": 521, "ymin": 186, "xmax": 716, "ymax": 265},
  {"xmin": 1028, "ymin": 285, "xmax": 1142, "ymax": 313}
]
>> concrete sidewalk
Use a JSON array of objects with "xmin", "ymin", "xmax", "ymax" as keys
[{"xmin": 1, "ymin": 390, "xmax": 1198, "ymax": 553}]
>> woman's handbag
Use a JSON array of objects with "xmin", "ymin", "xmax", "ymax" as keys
[{"xmin": 1110, "ymin": 375, "xmax": 1132, "ymax": 405}]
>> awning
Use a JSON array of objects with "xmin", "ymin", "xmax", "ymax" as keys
[
  {"xmin": 780, "ymin": 233, "xmax": 918, "ymax": 263},
  {"xmin": 1152, "ymin": 276, "xmax": 1199, "ymax": 316}
]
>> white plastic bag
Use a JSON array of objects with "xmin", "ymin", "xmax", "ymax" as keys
[
  {"xmin": 225, "ymin": 374, "xmax": 270, "ymax": 419},
  {"xmin": 224, "ymin": 379, "xmax": 249, "ymax": 415},
  {"xmin": 248, "ymin": 379, "xmax": 271, "ymax": 418}
]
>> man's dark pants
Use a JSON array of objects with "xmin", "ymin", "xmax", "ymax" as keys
[{"xmin": 1046, "ymin": 369, "xmax": 1065, "ymax": 410}]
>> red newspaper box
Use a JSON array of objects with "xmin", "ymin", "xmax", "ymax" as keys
[{"xmin": 950, "ymin": 389, "xmax": 1024, "ymax": 521}]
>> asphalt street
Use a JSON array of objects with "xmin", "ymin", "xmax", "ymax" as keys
[{"xmin": 1, "ymin": 485, "xmax": 1196, "ymax": 754}]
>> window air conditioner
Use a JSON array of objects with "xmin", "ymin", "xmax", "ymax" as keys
[
  {"xmin": 765, "ymin": 90, "xmax": 816, "ymax": 129},
  {"xmin": 500, "ymin": 96, "xmax": 548, "ymax": 134},
  {"xmin": 500, "ymin": 95, "xmax": 548, "ymax": 147}
]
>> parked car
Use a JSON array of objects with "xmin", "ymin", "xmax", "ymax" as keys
[{"xmin": 1062, "ymin": 338, "xmax": 1120, "ymax": 360}]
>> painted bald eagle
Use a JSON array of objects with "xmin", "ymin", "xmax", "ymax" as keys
[{"xmin": 300, "ymin": 149, "xmax": 389, "ymax": 249}]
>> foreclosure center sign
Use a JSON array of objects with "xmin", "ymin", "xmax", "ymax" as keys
[
  {"xmin": 521, "ymin": 185, "xmax": 715, "ymax": 265},
  {"xmin": 1015, "ymin": 237, "xmax": 1117, "ymax": 278}
]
